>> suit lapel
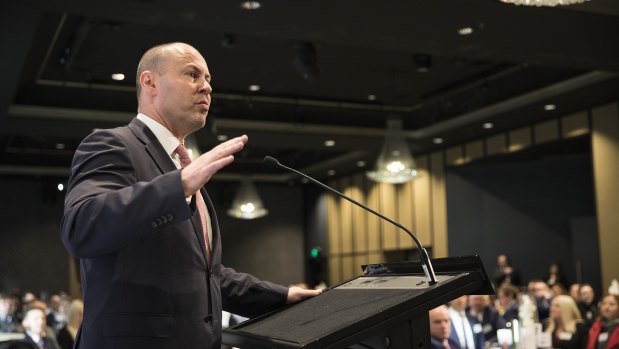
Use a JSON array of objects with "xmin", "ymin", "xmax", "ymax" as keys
[
  {"xmin": 127, "ymin": 117, "xmax": 210, "ymax": 265},
  {"xmin": 127, "ymin": 118, "xmax": 177, "ymax": 175}
]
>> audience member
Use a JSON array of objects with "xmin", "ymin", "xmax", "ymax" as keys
[
  {"xmin": 552, "ymin": 284, "xmax": 568, "ymax": 298},
  {"xmin": 586, "ymin": 293, "xmax": 619, "ymax": 349},
  {"xmin": 570, "ymin": 283, "xmax": 581, "ymax": 301},
  {"xmin": 533, "ymin": 280, "xmax": 553, "ymax": 322},
  {"xmin": 497, "ymin": 284, "xmax": 520, "ymax": 323},
  {"xmin": 468, "ymin": 295, "xmax": 505, "ymax": 345},
  {"xmin": 430, "ymin": 305, "xmax": 461, "ymax": 349},
  {"xmin": 493, "ymin": 254, "xmax": 522, "ymax": 287},
  {"xmin": 1, "ymin": 294, "xmax": 19, "ymax": 333},
  {"xmin": 545, "ymin": 295, "xmax": 588, "ymax": 349},
  {"xmin": 579, "ymin": 283, "xmax": 599, "ymax": 327},
  {"xmin": 56, "ymin": 299, "xmax": 83, "ymax": 349},
  {"xmin": 45, "ymin": 295, "xmax": 66, "ymax": 334},
  {"xmin": 448, "ymin": 296, "xmax": 484, "ymax": 349},
  {"xmin": 545, "ymin": 261, "xmax": 570, "ymax": 289},
  {"xmin": 14, "ymin": 305, "xmax": 57, "ymax": 349}
]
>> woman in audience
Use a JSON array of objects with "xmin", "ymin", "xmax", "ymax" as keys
[
  {"xmin": 56, "ymin": 299, "xmax": 83, "ymax": 349},
  {"xmin": 587, "ymin": 293, "xmax": 619, "ymax": 349},
  {"xmin": 545, "ymin": 295, "xmax": 588, "ymax": 349}
]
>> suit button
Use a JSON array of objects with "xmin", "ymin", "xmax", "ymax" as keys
[
  {"xmin": 167, "ymin": 213, "xmax": 174, "ymax": 221},
  {"xmin": 161, "ymin": 216, "xmax": 168, "ymax": 224},
  {"xmin": 151, "ymin": 221, "xmax": 157, "ymax": 228}
]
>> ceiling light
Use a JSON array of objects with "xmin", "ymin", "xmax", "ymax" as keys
[
  {"xmin": 544, "ymin": 104, "xmax": 556, "ymax": 111},
  {"xmin": 55, "ymin": 143, "xmax": 66, "ymax": 150},
  {"xmin": 433, "ymin": 137, "xmax": 444, "ymax": 144},
  {"xmin": 327, "ymin": 170, "xmax": 336, "ymax": 176},
  {"xmin": 458, "ymin": 27, "xmax": 474, "ymax": 35},
  {"xmin": 367, "ymin": 94, "xmax": 377, "ymax": 101},
  {"xmin": 111, "ymin": 73, "xmax": 125, "ymax": 81},
  {"xmin": 356, "ymin": 161, "xmax": 366, "ymax": 167},
  {"xmin": 500, "ymin": 0, "xmax": 590, "ymax": 6},
  {"xmin": 227, "ymin": 177, "xmax": 268, "ymax": 219},
  {"xmin": 324, "ymin": 140, "xmax": 335, "ymax": 147},
  {"xmin": 367, "ymin": 115, "xmax": 417, "ymax": 183},
  {"xmin": 483, "ymin": 122, "xmax": 494, "ymax": 129},
  {"xmin": 57, "ymin": 183, "xmax": 64, "ymax": 191},
  {"xmin": 217, "ymin": 134, "xmax": 229, "ymax": 141},
  {"xmin": 240, "ymin": 0, "xmax": 261, "ymax": 10},
  {"xmin": 248, "ymin": 84, "xmax": 261, "ymax": 91}
]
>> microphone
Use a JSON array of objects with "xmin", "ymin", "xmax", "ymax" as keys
[{"xmin": 264, "ymin": 156, "xmax": 438, "ymax": 285}]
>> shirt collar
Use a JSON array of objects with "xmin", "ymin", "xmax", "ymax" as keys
[{"xmin": 136, "ymin": 113, "xmax": 181, "ymax": 158}]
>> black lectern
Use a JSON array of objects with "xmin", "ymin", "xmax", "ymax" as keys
[{"xmin": 223, "ymin": 255, "xmax": 494, "ymax": 349}]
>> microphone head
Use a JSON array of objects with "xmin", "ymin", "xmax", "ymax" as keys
[{"xmin": 263, "ymin": 156, "xmax": 280, "ymax": 167}]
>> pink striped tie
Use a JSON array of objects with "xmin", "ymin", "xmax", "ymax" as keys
[{"xmin": 175, "ymin": 144, "xmax": 211, "ymax": 264}]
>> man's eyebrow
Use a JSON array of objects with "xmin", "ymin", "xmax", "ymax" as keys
[{"xmin": 186, "ymin": 64, "xmax": 211, "ymax": 81}]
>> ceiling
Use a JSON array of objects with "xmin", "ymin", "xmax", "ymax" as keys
[{"xmin": 1, "ymin": 0, "xmax": 618, "ymax": 184}]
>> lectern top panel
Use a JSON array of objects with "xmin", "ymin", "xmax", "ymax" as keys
[{"xmin": 336, "ymin": 275, "xmax": 457, "ymax": 290}]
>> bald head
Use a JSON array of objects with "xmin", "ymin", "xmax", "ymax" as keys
[
  {"xmin": 429, "ymin": 305, "xmax": 451, "ymax": 340},
  {"xmin": 136, "ymin": 42, "xmax": 200, "ymax": 99}
]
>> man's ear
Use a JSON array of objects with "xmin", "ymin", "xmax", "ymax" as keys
[{"xmin": 140, "ymin": 71, "xmax": 158, "ymax": 96}]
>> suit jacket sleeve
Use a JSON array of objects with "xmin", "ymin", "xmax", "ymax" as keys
[
  {"xmin": 61, "ymin": 128, "xmax": 190, "ymax": 258},
  {"xmin": 220, "ymin": 265, "xmax": 288, "ymax": 318}
]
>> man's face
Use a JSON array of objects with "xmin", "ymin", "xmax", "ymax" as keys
[
  {"xmin": 469, "ymin": 295, "xmax": 486, "ymax": 312},
  {"xmin": 579, "ymin": 285, "xmax": 594, "ymax": 304},
  {"xmin": 22, "ymin": 309, "xmax": 46, "ymax": 336},
  {"xmin": 497, "ymin": 255, "xmax": 507, "ymax": 267},
  {"xmin": 429, "ymin": 306, "xmax": 450, "ymax": 340},
  {"xmin": 152, "ymin": 44, "xmax": 212, "ymax": 138}
]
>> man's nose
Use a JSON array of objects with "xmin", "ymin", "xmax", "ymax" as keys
[{"xmin": 199, "ymin": 80, "xmax": 212, "ymax": 95}]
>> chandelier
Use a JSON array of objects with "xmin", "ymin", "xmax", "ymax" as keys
[{"xmin": 500, "ymin": 0, "xmax": 590, "ymax": 6}]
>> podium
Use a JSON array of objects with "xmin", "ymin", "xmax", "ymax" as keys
[{"xmin": 223, "ymin": 255, "xmax": 494, "ymax": 349}]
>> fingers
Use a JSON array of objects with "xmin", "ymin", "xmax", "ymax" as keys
[
  {"xmin": 286, "ymin": 286, "xmax": 323, "ymax": 304},
  {"xmin": 180, "ymin": 135, "xmax": 248, "ymax": 197}
]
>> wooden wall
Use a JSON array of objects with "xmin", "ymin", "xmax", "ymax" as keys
[{"xmin": 325, "ymin": 102, "xmax": 618, "ymax": 289}]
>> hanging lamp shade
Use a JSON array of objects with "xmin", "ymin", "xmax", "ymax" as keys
[
  {"xmin": 367, "ymin": 116, "xmax": 418, "ymax": 184},
  {"xmin": 227, "ymin": 177, "xmax": 268, "ymax": 219}
]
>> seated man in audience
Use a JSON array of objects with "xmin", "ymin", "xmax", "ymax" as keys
[
  {"xmin": 449, "ymin": 295, "xmax": 484, "ymax": 349},
  {"xmin": 569, "ymin": 283, "xmax": 581, "ymax": 301},
  {"xmin": 15, "ymin": 305, "xmax": 57, "ymax": 349},
  {"xmin": 578, "ymin": 283, "xmax": 598, "ymax": 327},
  {"xmin": 430, "ymin": 305, "xmax": 461, "ymax": 349},
  {"xmin": 497, "ymin": 284, "xmax": 520, "ymax": 323},
  {"xmin": 0, "ymin": 294, "xmax": 19, "ymax": 333},
  {"xmin": 45, "ymin": 294, "xmax": 67, "ymax": 335},
  {"xmin": 532, "ymin": 280, "xmax": 552, "ymax": 322},
  {"xmin": 468, "ymin": 295, "xmax": 505, "ymax": 345}
]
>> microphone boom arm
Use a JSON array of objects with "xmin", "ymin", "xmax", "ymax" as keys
[{"xmin": 265, "ymin": 156, "xmax": 438, "ymax": 285}]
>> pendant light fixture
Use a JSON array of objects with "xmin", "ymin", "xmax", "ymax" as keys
[
  {"xmin": 227, "ymin": 177, "xmax": 269, "ymax": 219},
  {"xmin": 367, "ymin": 115, "xmax": 418, "ymax": 184}
]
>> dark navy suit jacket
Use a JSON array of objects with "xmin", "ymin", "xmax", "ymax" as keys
[{"xmin": 61, "ymin": 118, "xmax": 288, "ymax": 349}]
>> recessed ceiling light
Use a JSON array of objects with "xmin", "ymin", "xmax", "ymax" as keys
[
  {"xmin": 111, "ymin": 73, "xmax": 125, "ymax": 81},
  {"xmin": 433, "ymin": 137, "xmax": 444, "ymax": 144},
  {"xmin": 483, "ymin": 122, "xmax": 494, "ymax": 129},
  {"xmin": 248, "ymin": 84, "xmax": 261, "ymax": 91},
  {"xmin": 324, "ymin": 140, "xmax": 336, "ymax": 147},
  {"xmin": 327, "ymin": 170, "xmax": 336, "ymax": 176},
  {"xmin": 458, "ymin": 27, "xmax": 474, "ymax": 35},
  {"xmin": 367, "ymin": 94, "xmax": 377, "ymax": 101},
  {"xmin": 57, "ymin": 183, "xmax": 64, "ymax": 192},
  {"xmin": 55, "ymin": 143, "xmax": 66, "ymax": 150},
  {"xmin": 356, "ymin": 160, "xmax": 366, "ymax": 167},
  {"xmin": 217, "ymin": 134, "xmax": 229, "ymax": 141},
  {"xmin": 240, "ymin": 0, "xmax": 261, "ymax": 10},
  {"xmin": 544, "ymin": 104, "xmax": 556, "ymax": 111}
]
